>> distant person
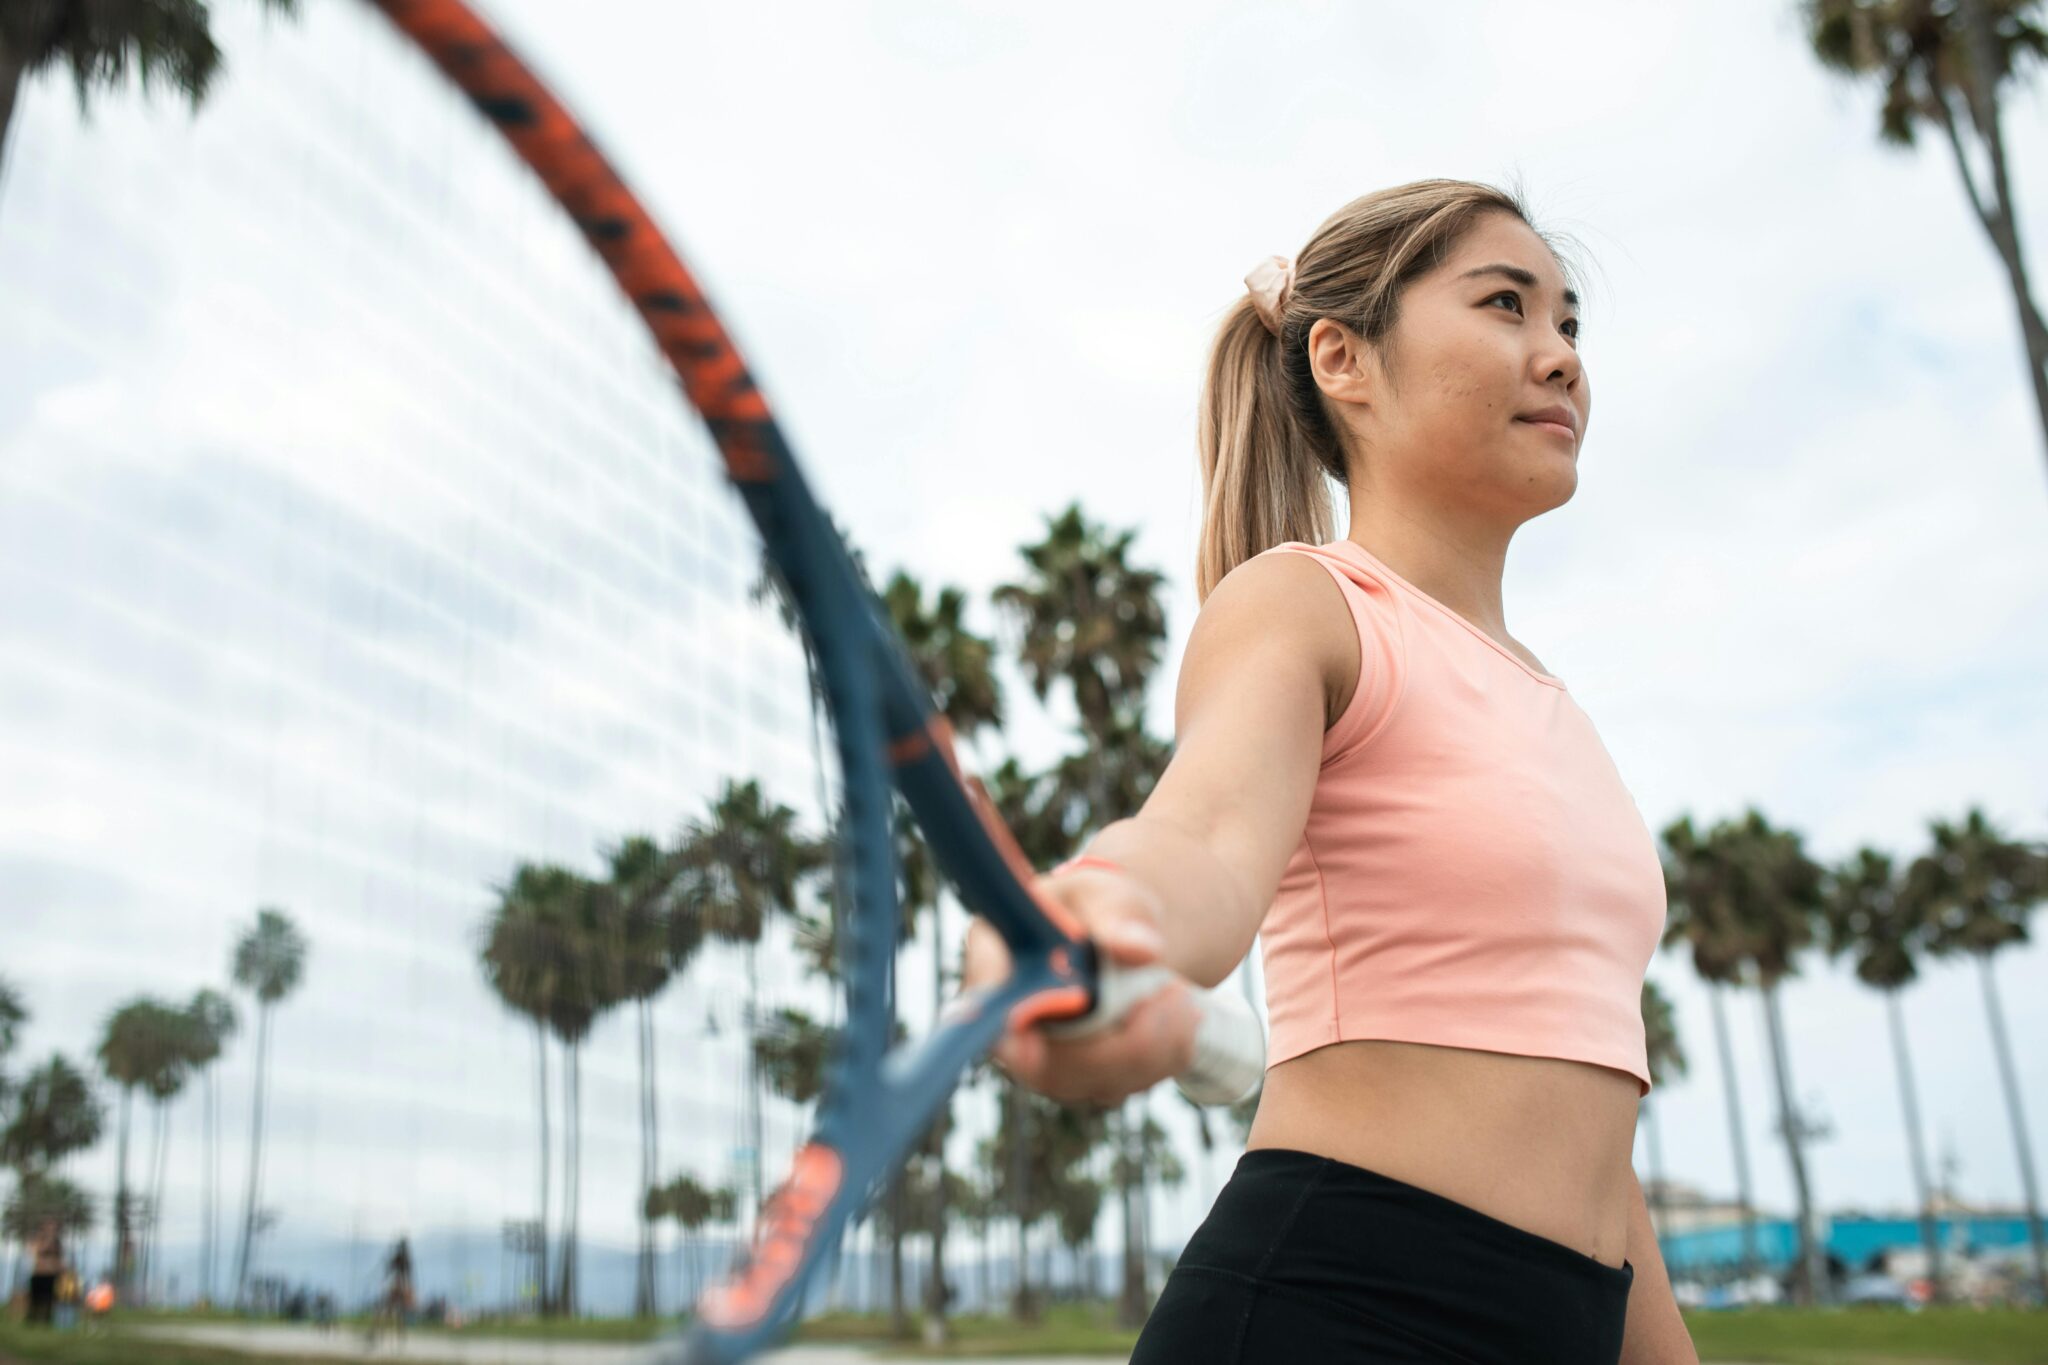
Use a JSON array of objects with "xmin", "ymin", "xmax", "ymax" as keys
[
  {"xmin": 25, "ymin": 1219, "xmax": 63, "ymax": 1325},
  {"xmin": 83, "ymin": 1277, "xmax": 115, "ymax": 1335},
  {"xmin": 54, "ymin": 1266, "xmax": 81, "ymax": 1329},
  {"xmin": 370, "ymin": 1235, "xmax": 415, "ymax": 1343}
]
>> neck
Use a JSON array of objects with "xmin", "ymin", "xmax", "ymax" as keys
[{"xmin": 1343, "ymin": 506, "xmax": 1513, "ymax": 636}]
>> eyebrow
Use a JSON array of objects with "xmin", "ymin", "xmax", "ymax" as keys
[{"xmin": 1460, "ymin": 264, "xmax": 1579, "ymax": 310}]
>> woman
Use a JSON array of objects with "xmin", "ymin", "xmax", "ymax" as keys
[{"xmin": 962, "ymin": 181, "xmax": 1697, "ymax": 1363}]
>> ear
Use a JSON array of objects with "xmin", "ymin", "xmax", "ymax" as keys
[{"xmin": 1306, "ymin": 317, "xmax": 1376, "ymax": 406}]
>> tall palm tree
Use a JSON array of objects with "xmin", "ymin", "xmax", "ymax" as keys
[
  {"xmin": 679, "ymin": 779, "xmax": 828, "ymax": 1237},
  {"xmin": 229, "ymin": 906, "xmax": 307, "ymax": 1306},
  {"xmin": 1640, "ymin": 978, "xmax": 1688, "ymax": 1248},
  {"xmin": 138, "ymin": 1014, "xmax": 195, "ymax": 1302},
  {"xmin": 881, "ymin": 567, "xmax": 1006, "ymax": 1344},
  {"xmin": 994, "ymin": 505, "xmax": 1172, "ymax": 1328},
  {"xmin": 601, "ymin": 834, "xmax": 684, "ymax": 1318},
  {"xmin": 1820, "ymin": 846, "xmax": 1949, "ymax": 1299},
  {"xmin": 182, "ymin": 989, "xmax": 236, "ymax": 1305},
  {"xmin": 982, "ymin": 757, "xmax": 1078, "ymax": 1322},
  {"xmin": 96, "ymin": 998, "xmax": 183, "ymax": 1296},
  {"xmin": 1660, "ymin": 813, "xmax": 1763, "ymax": 1288},
  {"xmin": 1800, "ymin": 0, "xmax": 2048, "ymax": 477},
  {"xmin": 1715, "ymin": 810, "xmax": 1833, "ymax": 1306},
  {"xmin": 545, "ymin": 868, "xmax": 608, "ymax": 1317},
  {"xmin": 1914, "ymin": 806, "xmax": 2048, "ymax": 1299},
  {"xmin": 478, "ymin": 866, "xmax": 576, "ymax": 1314},
  {"xmin": 0, "ymin": 0, "xmax": 299, "ymax": 186}
]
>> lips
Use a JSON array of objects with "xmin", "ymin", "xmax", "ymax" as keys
[{"xmin": 1517, "ymin": 405, "xmax": 1577, "ymax": 436}]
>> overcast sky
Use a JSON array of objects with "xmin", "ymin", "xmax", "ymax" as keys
[{"xmin": 3, "ymin": 0, "xmax": 2046, "ymax": 1295}]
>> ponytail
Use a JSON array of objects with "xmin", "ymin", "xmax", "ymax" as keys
[{"xmin": 1193, "ymin": 179, "xmax": 1549, "ymax": 600}]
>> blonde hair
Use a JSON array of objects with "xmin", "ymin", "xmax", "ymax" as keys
[{"xmin": 1195, "ymin": 179, "xmax": 1569, "ymax": 600}]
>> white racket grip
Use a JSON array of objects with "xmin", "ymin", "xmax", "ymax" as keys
[{"xmin": 1038, "ymin": 962, "xmax": 1266, "ymax": 1107}]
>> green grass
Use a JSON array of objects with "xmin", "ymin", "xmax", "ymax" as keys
[
  {"xmin": 815, "ymin": 1304, "xmax": 1139, "ymax": 1357},
  {"xmin": 5, "ymin": 1303, "xmax": 2043, "ymax": 1363},
  {"xmin": 1684, "ymin": 1306, "xmax": 2048, "ymax": 1364},
  {"xmin": 0, "ymin": 1321, "xmax": 330, "ymax": 1365}
]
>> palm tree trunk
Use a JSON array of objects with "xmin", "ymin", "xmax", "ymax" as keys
[
  {"xmin": 139, "ymin": 1098, "xmax": 166, "ymax": 1304},
  {"xmin": 1882, "ymin": 988, "xmax": 1944, "ymax": 1301},
  {"xmin": 635, "ymin": 999, "xmax": 656, "ymax": 1318},
  {"xmin": 1116, "ymin": 1103, "xmax": 1146, "ymax": 1328},
  {"xmin": 202, "ymin": 1069, "xmax": 216, "ymax": 1304},
  {"xmin": 1974, "ymin": 951, "xmax": 2048, "ymax": 1299},
  {"xmin": 555, "ymin": 1041, "xmax": 582, "ymax": 1316},
  {"xmin": 746, "ymin": 941, "xmax": 765, "ymax": 1237},
  {"xmin": 1006, "ymin": 1080, "xmax": 1033, "ymax": 1321},
  {"xmin": 1920, "ymin": 37, "xmax": 2048, "ymax": 478},
  {"xmin": 1760, "ymin": 981, "xmax": 1828, "ymax": 1305},
  {"xmin": 924, "ymin": 906, "xmax": 951, "ymax": 1341},
  {"xmin": 534, "ymin": 1022, "xmax": 551, "ymax": 1315},
  {"xmin": 113, "ymin": 1087, "xmax": 134, "ymax": 1296},
  {"xmin": 888, "ymin": 1173, "xmax": 907, "ymax": 1337},
  {"xmin": 233, "ymin": 1003, "xmax": 274, "ymax": 1307},
  {"xmin": 150, "ymin": 1097, "xmax": 174, "ymax": 1304},
  {"xmin": 1708, "ymin": 984, "xmax": 1760, "ymax": 1286}
]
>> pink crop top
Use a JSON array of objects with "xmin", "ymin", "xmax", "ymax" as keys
[{"xmin": 1257, "ymin": 538, "xmax": 1667, "ymax": 1096}]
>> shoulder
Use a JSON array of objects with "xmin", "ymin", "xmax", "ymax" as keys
[{"xmin": 1180, "ymin": 545, "xmax": 1361, "ymax": 727}]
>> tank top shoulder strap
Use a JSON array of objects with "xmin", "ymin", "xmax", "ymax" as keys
[{"xmin": 1258, "ymin": 540, "xmax": 1408, "ymax": 765}]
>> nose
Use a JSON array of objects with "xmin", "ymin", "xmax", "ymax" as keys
[{"xmin": 1537, "ymin": 325, "xmax": 1582, "ymax": 390}]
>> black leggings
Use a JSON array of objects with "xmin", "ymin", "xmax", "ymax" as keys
[{"xmin": 1131, "ymin": 1147, "xmax": 1633, "ymax": 1365}]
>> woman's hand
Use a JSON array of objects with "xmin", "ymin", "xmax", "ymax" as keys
[{"xmin": 959, "ymin": 863, "xmax": 1203, "ymax": 1108}]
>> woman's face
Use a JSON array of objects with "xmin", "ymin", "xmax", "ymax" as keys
[{"xmin": 1314, "ymin": 212, "xmax": 1589, "ymax": 529}]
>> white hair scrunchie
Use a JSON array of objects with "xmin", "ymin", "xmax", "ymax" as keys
[{"xmin": 1244, "ymin": 255, "xmax": 1295, "ymax": 336}]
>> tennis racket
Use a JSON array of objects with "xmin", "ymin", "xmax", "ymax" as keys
[{"xmin": 362, "ymin": 4, "xmax": 1265, "ymax": 1361}]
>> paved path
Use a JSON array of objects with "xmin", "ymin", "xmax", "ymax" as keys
[
  {"xmin": 141, "ymin": 1322, "xmax": 1780, "ymax": 1365},
  {"xmin": 140, "ymin": 1323, "xmax": 1131, "ymax": 1364}
]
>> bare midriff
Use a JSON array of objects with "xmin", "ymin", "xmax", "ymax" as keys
[{"xmin": 1244, "ymin": 1038, "xmax": 1640, "ymax": 1270}]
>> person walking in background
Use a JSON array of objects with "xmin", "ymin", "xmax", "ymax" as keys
[{"xmin": 25, "ymin": 1219, "xmax": 63, "ymax": 1326}]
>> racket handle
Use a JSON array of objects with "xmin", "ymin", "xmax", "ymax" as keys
[{"xmin": 1038, "ymin": 962, "xmax": 1266, "ymax": 1106}]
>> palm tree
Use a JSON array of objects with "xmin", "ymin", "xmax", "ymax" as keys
[
  {"xmin": 680, "ymin": 779, "xmax": 828, "ymax": 1238},
  {"xmin": 545, "ymin": 868, "xmax": 607, "ymax": 1317},
  {"xmin": 181, "ymin": 989, "xmax": 235, "ymax": 1305},
  {"xmin": 138, "ymin": 1014, "xmax": 196, "ymax": 1302},
  {"xmin": 601, "ymin": 834, "xmax": 683, "ymax": 1318},
  {"xmin": 1639, "ymin": 979, "xmax": 1688, "ymax": 1249},
  {"xmin": 478, "ymin": 867, "xmax": 574, "ymax": 1314},
  {"xmin": 654, "ymin": 1173, "xmax": 735, "ymax": 1314},
  {"xmin": 981, "ymin": 757, "xmax": 1077, "ymax": 1322},
  {"xmin": 994, "ymin": 505, "xmax": 1173, "ymax": 1328},
  {"xmin": 1820, "ymin": 846, "xmax": 1949, "ymax": 1299},
  {"xmin": 0, "ymin": 0, "xmax": 299, "ymax": 186},
  {"xmin": 2, "ymin": 1173, "xmax": 92, "ymax": 1251},
  {"xmin": 1661, "ymin": 814, "xmax": 1764, "ymax": 1288},
  {"xmin": 1913, "ymin": 806, "xmax": 2048, "ymax": 1299},
  {"xmin": 0, "ymin": 1055, "xmax": 104, "ymax": 1177},
  {"xmin": 1713, "ymin": 810, "xmax": 1833, "ymax": 1306},
  {"xmin": 992, "ymin": 503, "xmax": 1168, "ymax": 739},
  {"xmin": 97, "ymin": 998, "xmax": 184, "ymax": 1296},
  {"xmin": 1800, "ymin": 0, "xmax": 2048, "ymax": 478},
  {"xmin": 229, "ymin": 906, "xmax": 307, "ymax": 1306}
]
